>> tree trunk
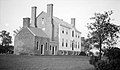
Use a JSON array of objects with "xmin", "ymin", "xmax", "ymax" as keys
[
  {"xmin": 99, "ymin": 40, "xmax": 102, "ymax": 60},
  {"xmin": 99, "ymin": 35, "xmax": 102, "ymax": 60}
]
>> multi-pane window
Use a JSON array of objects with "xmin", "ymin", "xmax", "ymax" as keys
[
  {"xmin": 70, "ymin": 40, "xmax": 72, "ymax": 47},
  {"xmin": 50, "ymin": 45, "xmax": 51, "ymax": 50},
  {"xmin": 46, "ymin": 43, "xmax": 47, "ymax": 50},
  {"xmin": 78, "ymin": 42, "xmax": 79, "ymax": 48},
  {"xmin": 62, "ymin": 39, "xmax": 64, "ymax": 47},
  {"xmin": 66, "ymin": 29, "xmax": 68, "ymax": 35},
  {"xmin": 62, "ymin": 27, "xmax": 64, "ymax": 33},
  {"xmin": 66, "ymin": 39, "xmax": 68, "ymax": 47},
  {"xmin": 42, "ymin": 18, "xmax": 44, "ymax": 24},
  {"xmin": 55, "ymin": 46, "xmax": 57, "ymax": 50},
  {"xmin": 72, "ymin": 43, "xmax": 74, "ymax": 50},
  {"xmin": 37, "ymin": 42, "xmax": 39, "ymax": 50},
  {"xmin": 76, "ymin": 42, "xmax": 77, "ymax": 48},
  {"xmin": 72, "ymin": 31, "xmax": 74, "ymax": 37},
  {"xmin": 62, "ymin": 30, "xmax": 64, "ymax": 33},
  {"xmin": 76, "ymin": 33, "xmax": 77, "ymax": 37}
]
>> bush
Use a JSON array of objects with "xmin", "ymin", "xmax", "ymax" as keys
[
  {"xmin": 89, "ymin": 56, "xmax": 99, "ymax": 66},
  {"xmin": 94, "ymin": 47, "xmax": 120, "ymax": 70},
  {"xmin": 96, "ymin": 60, "xmax": 109, "ymax": 70},
  {"xmin": 105, "ymin": 47, "xmax": 120, "ymax": 60},
  {"xmin": 79, "ymin": 51, "xmax": 86, "ymax": 56},
  {"xmin": 109, "ymin": 59, "xmax": 120, "ymax": 70},
  {"xmin": 96, "ymin": 59, "xmax": 120, "ymax": 70}
]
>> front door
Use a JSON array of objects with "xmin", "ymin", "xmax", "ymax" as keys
[
  {"xmin": 52, "ymin": 47, "xmax": 55, "ymax": 55},
  {"xmin": 41, "ymin": 45, "xmax": 44, "ymax": 55}
]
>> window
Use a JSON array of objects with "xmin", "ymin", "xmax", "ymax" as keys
[
  {"xmin": 42, "ymin": 18, "xmax": 44, "ymax": 24},
  {"xmin": 66, "ymin": 29, "xmax": 68, "ymax": 35},
  {"xmin": 72, "ymin": 31, "xmax": 74, "ymax": 37},
  {"xmin": 46, "ymin": 43, "xmax": 47, "ymax": 50},
  {"xmin": 37, "ymin": 42, "xmax": 39, "ymax": 50},
  {"xmin": 55, "ymin": 46, "xmax": 57, "ymax": 50},
  {"xmin": 62, "ymin": 39, "xmax": 64, "ymax": 47},
  {"xmin": 76, "ymin": 33, "xmax": 77, "ymax": 37},
  {"xmin": 70, "ymin": 40, "xmax": 72, "ymax": 47},
  {"xmin": 66, "ymin": 40, "xmax": 68, "ymax": 47},
  {"xmin": 78, "ymin": 42, "xmax": 79, "ymax": 48},
  {"xmin": 50, "ymin": 45, "xmax": 51, "ymax": 50},
  {"xmin": 72, "ymin": 43, "xmax": 74, "ymax": 50},
  {"xmin": 76, "ymin": 42, "xmax": 77, "ymax": 48},
  {"xmin": 62, "ymin": 30, "xmax": 64, "ymax": 33}
]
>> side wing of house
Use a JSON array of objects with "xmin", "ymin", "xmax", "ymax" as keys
[{"xmin": 14, "ymin": 28, "xmax": 35, "ymax": 55}]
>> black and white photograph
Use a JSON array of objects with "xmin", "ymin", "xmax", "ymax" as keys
[{"xmin": 0, "ymin": 0, "xmax": 120, "ymax": 70}]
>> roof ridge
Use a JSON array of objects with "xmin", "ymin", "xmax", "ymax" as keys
[{"xmin": 37, "ymin": 11, "xmax": 47, "ymax": 18}]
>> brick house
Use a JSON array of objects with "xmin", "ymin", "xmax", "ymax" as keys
[{"xmin": 14, "ymin": 4, "xmax": 81, "ymax": 55}]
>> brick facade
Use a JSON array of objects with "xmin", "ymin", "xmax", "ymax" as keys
[{"xmin": 14, "ymin": 4, "xmax": 81, "ymax": 56}]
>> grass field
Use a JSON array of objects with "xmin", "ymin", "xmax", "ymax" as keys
[{"xmin": 0, "ymin": 55, "xmax": 94, "ymax": 70}]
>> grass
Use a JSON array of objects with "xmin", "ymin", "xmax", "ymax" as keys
[{"xmin": 0, "ymin": 55, "xmax": 94, "ymax": 70}]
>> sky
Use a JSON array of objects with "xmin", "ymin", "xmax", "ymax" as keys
[{"xmin": 0, "ymin": 0, "xmax": 120, "ymax": 45}]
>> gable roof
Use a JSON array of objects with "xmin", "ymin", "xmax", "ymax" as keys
[
  {"xmin": 37, "ymin": 11, "xmax": 47, "ymax": 18},
  {"xmin": 28, "ymin": 27, "xmax": 48, "ymax": 38},
  {"xmin": 37, "ymin": 11, "xmax": 72, "ymax": 29},
  {"xmin": 37, "ymin": 11, "xmax": 81, "ymax": 33},
  {"xmin": 53, "ymin": 17, "xmax": 73, "ymax": 29}
]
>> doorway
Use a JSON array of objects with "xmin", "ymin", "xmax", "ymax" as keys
[
  {"xmin": 41, "ymin": 45, "xmax": 44, "ymax": 55},
  {"xmin": 52, "ymin": 46, "xmax": 55, "ymax": 55}
]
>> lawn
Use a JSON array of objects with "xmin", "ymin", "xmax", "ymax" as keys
[{"xmin": 0, "ymin": 55, "xmax": 94, "ymax": 70}]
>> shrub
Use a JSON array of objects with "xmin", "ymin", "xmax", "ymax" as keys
[
  {"xmin": 79, "ymin": 51, "xmax": 86, "ymax": 56},
  {"xmin": 95, "ymin": 47, "xmax": 120, "ymax": 70},
  {"xmin": 105, "ymin": 47, "xmax": 120, "ymax": 60},
  {"xmin": 89, "ymin": 56, "xmax": 99, "ymax": 66},
  {"xmin": 96, "ymin": 60, "xmax": 110, "ymax": 70},
  {"xmin": 96, "ymin": 59, "xmax": 120, "ymax": 70},
  {"xmin": 109, "ymin": 59, "xmax": 120, "ymax": 70}
]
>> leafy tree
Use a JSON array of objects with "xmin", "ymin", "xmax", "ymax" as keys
[
  {"xmin": 0, "ymin": 30, "xmax": 12, "ymax": 46},
  {"xmin": 87, "ymin": 11, "xmax": 120, "ymax": 59},
  {"xmin": 83, "ymin": 38, "xmax": 92, "ymax": 51},
  {"xmin": 96, "ymin": 47, "xmax": 120, "ymax": 70},
  {"xmin": 0, "ymin": 30, "xmax": 13, "ymax": 54}
]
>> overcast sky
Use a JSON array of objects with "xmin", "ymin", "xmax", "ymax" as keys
[{"xmin": 0, "ymin": 0, "xmax": 120, "ymax": 44}]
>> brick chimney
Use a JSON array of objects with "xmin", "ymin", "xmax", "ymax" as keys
[
  {"xmin": 71, "ymin": 18, "xmax": 75, "ymax": 27},
  {"xmin": 47, "ymin": 4, "xmax": 53, "ymax": 19},
  {"xmin": 23, "ymin": 17, "xmax": 30, "ymax": 28},
  {"xmin": 47, "ymin": 4, "xmax": 54, "ymax": 41},
  {"xmin": 31, "ymin": 6, "xmax": 37, "ymax": 27}
]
